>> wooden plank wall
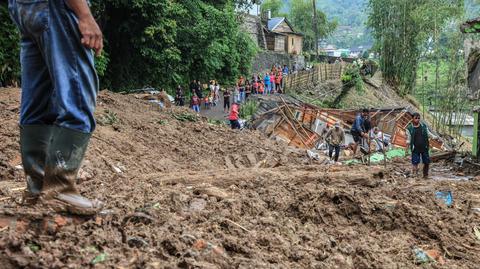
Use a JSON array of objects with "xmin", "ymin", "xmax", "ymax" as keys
[{"xmin": 283, "ymin": 63, "xmax": 349, "ymax": 93}]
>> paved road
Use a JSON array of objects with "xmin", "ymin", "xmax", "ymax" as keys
[{"xmin": 198, "ymin": 93, "xmax": 230, "ymax": 121}]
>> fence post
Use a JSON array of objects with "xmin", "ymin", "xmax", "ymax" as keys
[
  {"xmin": 325, "ymin": 63, "xmax": 328, "ymax": 80},
  {"xmin": 317, "ymin": 65, "xmax": 321, "ymax": 82},
  {"xmin": 289, "ymin": 74, "xmax": 293, "ymax": 90}
]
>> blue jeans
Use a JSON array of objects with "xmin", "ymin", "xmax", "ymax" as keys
[
  {"xmin": 265, "ymin": 83, "xmax": 270, "ymax": 94},
  {"xmin": 239, "ymin": 91, "xmax": 245, "ymax": 102},
  {"xmin": 192, "ymin": 105, "xmax": 200, "ymax": 112},
  {"xmin": 411, "ymin": 151, "xmax": 430, "ymax": 165},
  {"xmin": 328, "ymin": 144, "xmax": 340, "ymax": 162},
  {"xmin": 8, "ymin": 0, "xmax": 99, "ymax": 133}
]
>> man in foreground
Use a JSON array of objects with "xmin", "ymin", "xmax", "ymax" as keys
[
  {"xmin": 9, "ymin": 0, "xmax": 104, "ymax": 214},
  {"xmin": 406, "ymin": 113, "xmax": 438, "ymax": 178}
]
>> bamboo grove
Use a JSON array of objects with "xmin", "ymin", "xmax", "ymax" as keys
[{"xmin": 368, "ymin": 0, "xmax": 476, "ymax": 138}]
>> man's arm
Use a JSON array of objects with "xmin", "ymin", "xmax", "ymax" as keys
[
  {"xmin": 65, "ymin": 0, "xmax": 103, "ymax": 56},
  {"xmin": 325, "ymin": 129, "xmax": 332, "ymax": 140}
]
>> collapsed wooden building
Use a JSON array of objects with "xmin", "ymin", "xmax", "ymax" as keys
[{"xmin": 250, "ymin": 95, "xmax": 445, "ymax": 150}]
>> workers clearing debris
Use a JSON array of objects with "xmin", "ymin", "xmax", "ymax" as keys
[
  {"xmin": 325, "ymin": 121, "xmax": 345, "ymax": 162},
  {"xmin": 8, "ymin": 0, "xmax": 103, "ymax": 215},
  {"xmin": 350, "ymin": 108, "xmax": 370, "ymax": 156},
  {"xmin": 406, "ymin": 112, "xmax": 439, "ymax": 178}
]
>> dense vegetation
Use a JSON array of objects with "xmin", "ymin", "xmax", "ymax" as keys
[
  {"xmin": 0, "ymin": 5, "xmax": 20, "ymax": 87},
  {"xmin": 318, "ymin": 0, "xmax": 373, "ymax": 49},
  {"xmin": 367, "ymin": 0, "xmax": 464, "ymax": 95},
  {"xmin": 0, "ymin": 0, "xmax": 257, "ymax": 92},
  {"xmin": 271, "ymin": 0, "xmax": 372, "ymax": 48},
  {"xmin": 367, "ymin": 0, "xmax": 480, "ymax": 137}
]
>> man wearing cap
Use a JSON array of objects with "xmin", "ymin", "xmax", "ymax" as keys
[{"xmin": 325, "ymin": 122, "xmax": 345, "ymax": 162}]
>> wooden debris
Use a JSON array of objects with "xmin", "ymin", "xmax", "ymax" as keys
[
  {"xmin": 225, "ymin": 219, "xmax": 250, "ymax": 233},
  {"xmin": 430, "ymin": 151, "xmax": 456, "ymax": 162},
  {"xmin": 193, "ymin": 186, "xmax": 230, "ymax": 200}
]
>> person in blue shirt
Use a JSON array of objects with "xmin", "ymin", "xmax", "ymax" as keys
[
  {"xmin": 350, "ymin": 109, "xmax": 370, "ymax": 155},
  {"xmin": 264, "ymin": 73, "xmax": 270, "ymax": 95},
  {"xmin": 282, "ymin": 65, "xmax": 289, "ymax": 75}
]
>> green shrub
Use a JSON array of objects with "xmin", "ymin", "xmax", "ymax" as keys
[
  {"xmin": 0, "ymin": 4, "xmax": 20, "ymax": 86},
  {"xmin": 239, "ymin": 100, "xmax": 258, "ymax": 120},
  {"xmin": 342, "ymin": 66, "xmax": 364, "ymax": 92}
]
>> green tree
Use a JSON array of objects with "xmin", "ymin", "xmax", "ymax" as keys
[
  {"xmin": 1, "ymin": 0, "xmax": 257, "ymax": 91},
  {"xmin": 0, "ymin": 3, "xmax": 20, "ymax": 86},
  {"xmin": 288, "ymin": 0, "xmax": 337, "ymax": 52},
  {"xmin": 90, "ymin": 0, "xmax": 256, "ymax": 92},
  {"xmin": 367, "ymin": 0, "xmax": 463, "ymax": 94},
  {"xmin": 260, "ymin": 0, "xmax": 284, "ymax": 17}
]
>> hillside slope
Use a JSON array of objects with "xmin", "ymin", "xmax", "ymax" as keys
[
  {"xmin": 296, "ymin": 72, "xmax": 412, "ymax": 110},
  {"xmin": 338, "ymin": 72, "xmax": 413, "ymax": 109}
]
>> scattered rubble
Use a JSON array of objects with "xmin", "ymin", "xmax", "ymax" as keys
[
  {"xmin": 0, "ymin": 88, "xmax": 479, "ymax": 268},
  {"xmin": 250, "ymin": 94, "xmax": 449, "ymax": 154}
]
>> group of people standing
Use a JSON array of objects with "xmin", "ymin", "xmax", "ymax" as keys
[
  {"xmin": 174, "ymin": 80, "xmax": 221, "ymax": 113},
  {"xmin": 173, "ymin": 64, "xmax": 294, "ymax": 129},
  {"xmin": 174, "ymin": 64, "xmax": 292, "ymax": 114}
]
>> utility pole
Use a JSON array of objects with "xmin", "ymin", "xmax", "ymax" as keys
[{"xmin": 313, "ymin": 0, "xmax": 319, "ymax": 58}]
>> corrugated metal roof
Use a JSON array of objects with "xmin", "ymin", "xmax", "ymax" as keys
[{"xmin": 268, "ymin": 17, "xmax": 284, "ymax": 31}]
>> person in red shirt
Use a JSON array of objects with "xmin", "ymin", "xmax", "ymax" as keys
[
  {"xmin": 229, "ymin": 102, "xmax": 241, "ymax": 129},
  {"xmin": 275, "ymin": 72, "xmax": 282, "ymax": 93},
  {"xmin": 191, "ymin": 94, "xmax": 200, "ymax": 113},
  {"xmin": 245, "ymin": 80, "xmax": 252, "ymax": 100},
  {"xmin": 269, "ymin": 72, "xmax": 275, "ymax": 93},
  {"xmin": 258, "ymin": 81, "xmax": 265, "ymax": 95},
  {"xmin": 253, "ymin": 79, "xmax": 258, "ymax": 94},
  {"xmin": 204, "ymin": 96, "xmax": 210, "ymax": 109}
]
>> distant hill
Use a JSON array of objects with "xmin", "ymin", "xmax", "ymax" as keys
[{"xmin": 280, "ymin": 0, "xmax": 372, "ymax": 49}]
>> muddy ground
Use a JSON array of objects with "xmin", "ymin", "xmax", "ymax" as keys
[{"xmin": 1, "ymin": 88, "xmax": 480, "ymax": 268}]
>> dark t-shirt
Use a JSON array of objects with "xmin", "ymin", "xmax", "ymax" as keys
[
  {"xmin": 223, "ymin": 91, "xmax": 231, "ymax": 102},
  {"xmin": 413, "ymin": 126, "xmax": 426, "ymax": 153}
]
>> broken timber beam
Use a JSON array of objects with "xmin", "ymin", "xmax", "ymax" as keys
[{"xmin": 430, "ymin": 151, "xmax": 456, "ymax": 162}]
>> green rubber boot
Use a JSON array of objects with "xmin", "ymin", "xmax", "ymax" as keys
[
  {"xmin": 42, "ymin": 126, "xmax": 103, "ymax": 215},
  {"xmin": 423, "ymin": 163, "xmax": 430, "ymax": 179},
  {"xmin": 20, "ymin": 125, "xmax": 54, "ymax": 204}
]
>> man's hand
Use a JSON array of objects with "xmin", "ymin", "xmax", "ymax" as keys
[
  {"xmin": 78, "ymin": 16, "xmax": 103, "ymax": 56},
  {"xmin": 65, "ymin": 0, "xmax": 103, "ymax": 56}
]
